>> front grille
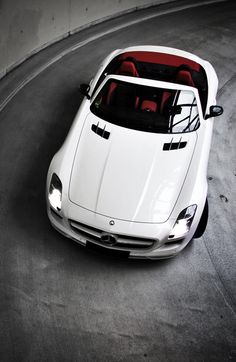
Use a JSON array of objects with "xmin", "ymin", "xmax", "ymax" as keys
[{"xmin": 69, "ymin": 220, "xmax": 157, "ymax": 251}]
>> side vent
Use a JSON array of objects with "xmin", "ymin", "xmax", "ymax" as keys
[
  {"xmin": 91, "ymin": 123, "xmax": 110, "ymax": 140},
  {"xmin": 163, "ymin": 138, "xmax": 187, "ymax": 151}
]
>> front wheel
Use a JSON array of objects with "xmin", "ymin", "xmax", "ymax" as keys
[{"xmin": 194, "ymin": 198, "xmax": 208, "ymax": 238}]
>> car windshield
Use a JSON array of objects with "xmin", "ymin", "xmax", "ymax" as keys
[{"xmin": 90, "ymin": 79, "xmax": 200, "ymax": 134}]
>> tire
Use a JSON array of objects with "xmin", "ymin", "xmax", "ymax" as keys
[{"xmin": 194, "ymin": 198, "xmax": 209, "ymax": 238}]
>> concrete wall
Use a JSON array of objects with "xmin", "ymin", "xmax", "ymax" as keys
[{"xmin": 0, "ymin": 0, "xmax": 173, "ymax": 79}]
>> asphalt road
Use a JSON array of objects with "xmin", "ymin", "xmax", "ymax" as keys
[{"xmin": 0, "ymin": 1, "xmax": 235, "ymax": 361}]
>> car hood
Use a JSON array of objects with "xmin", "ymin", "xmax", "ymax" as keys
[{"xmin": 69, "ymin": 113, "xmax": 197, "ymax": 223}]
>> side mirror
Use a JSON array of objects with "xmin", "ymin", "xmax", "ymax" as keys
[
  {"xmin": 79, "ymin": 84, "xmax": 91, "ymax": 99},
  {"xmin": 205, "ymin": 105, "xmax": 223, "ymax": 119}
]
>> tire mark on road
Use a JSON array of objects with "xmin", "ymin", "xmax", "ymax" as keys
[
  {"xmin": 218, "ymin": 73, "xmax": 236, "ymax": 97},
  {"xmin": 202, "ymin": 237, "xmax": 236, "ymax": 316}
]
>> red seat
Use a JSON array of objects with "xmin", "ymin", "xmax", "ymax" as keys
[
  {"xmin": 107, "ymin": 82, "xmax": 139, "ymax": 109},
  {"xmin": 106, "ymin": 82, "xmax": 117, "ymax": 105},
  {"xmin": 107, "ymin": 61, "xmax": 139, "ymax": 105},
  {"xmin": 117, "ymin": 61, "xmax": 139, "ymax": 77},
  {"xmin": 141, "ymin": 100, "xmax": 157, "ymax": 112},
  {"xmin": 175, "ymin": 70, "xmax": 195, "ymax": 87},
  {"xmin": 160, "ymin": 91, "xmax": 172, "ymax": 113}
]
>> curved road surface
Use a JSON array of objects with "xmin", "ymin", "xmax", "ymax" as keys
[{"xmin": 0, "ymin": 1, "xmax": 235, "ymax": 361}]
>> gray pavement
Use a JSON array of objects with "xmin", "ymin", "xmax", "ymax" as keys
[{"xmin": 0, "ymin": 1, "xmax": 236, "ymax": 361}]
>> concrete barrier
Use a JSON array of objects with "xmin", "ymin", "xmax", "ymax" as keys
[{"xmin": 0, "ymin": 0, "xmax": 174, "ymax": 79}]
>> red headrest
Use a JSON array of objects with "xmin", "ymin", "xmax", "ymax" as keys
[
  {"xmin": 176, "ymin": 70, "xmax": 195, "ymax": 87},
  {"xmin": 118, "ymin": 61, "xmax": 139, "ymax": 77},
  {"xmin": 141, "ymin": 100, "xmax": 157, "ymax": 112}
]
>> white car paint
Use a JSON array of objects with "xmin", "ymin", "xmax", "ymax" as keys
[
  {"xmin": 46, "ymin": 45, "xmax": 222, "ymax": 259},
  {"xmin": 69, "ymin": 100, "xmax": 197, "ymax": 224}
]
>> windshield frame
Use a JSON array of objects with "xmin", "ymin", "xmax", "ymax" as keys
[{"xmin": 90, "ymin": 75, "xmax": 203, "ymax": 134}]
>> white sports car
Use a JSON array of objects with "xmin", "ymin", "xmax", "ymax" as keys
[{"xmin": 46, "ymin": 45, "xmax": 223, "ymax": 259}]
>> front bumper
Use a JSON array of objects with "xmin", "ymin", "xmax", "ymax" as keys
[{"xmin": 47, "ymin": 203, "xmax": 192, "ymax": 259}]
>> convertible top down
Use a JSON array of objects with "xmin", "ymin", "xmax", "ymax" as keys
[{"xmin": 47, "ymin": 46, "xmax": 223, "ymax": 259}]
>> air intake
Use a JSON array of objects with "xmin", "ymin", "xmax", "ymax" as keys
[
  {"xmin": 91, "ymin": 123, "xmax": 110, "ymax": 140},
  {"xmin": 163, "ymin": 138, "xmax": 187, "ymax": 151}
]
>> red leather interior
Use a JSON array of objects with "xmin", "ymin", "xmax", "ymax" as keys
[
  {"xmin": 160, "ymin": 92, "xmax": 172, "ymax": 113},
  {"xmin": 106, "ymin": 82, "xmax": 117, "ymax": 105},
  {"xmin": 119, "ymin": 51, "xmax": 200, "ymax": 72},
  {"xmin": 141, "ymin": 100, "xmax": 157, "ymax": 112},
  {"xmin": 117, "ymin": 61, "xmax": 139, "ymax": 76},
  {"xmin": 175, "ymin": 70, "xmax": 195, "ymax": 86},
  {"xmin": 107, "ymin": 61, "xmax": 139, "ymax": 105}
]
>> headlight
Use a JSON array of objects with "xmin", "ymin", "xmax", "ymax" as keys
[
  {"xmin": 168, "ymin": 205, "xmax": 197, "ymax": 240},
  {"xmin": 48, "ymin": 173, "xmax": 62, "ymax": 211}
]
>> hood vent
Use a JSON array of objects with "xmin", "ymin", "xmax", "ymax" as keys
[
  {"xmin": 163, "ymin": 138, "xmax": 187, "ymax": 151},
  {"xmin": 91, "ymin": 123, "xmax": 110, "ymax": 140}
]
